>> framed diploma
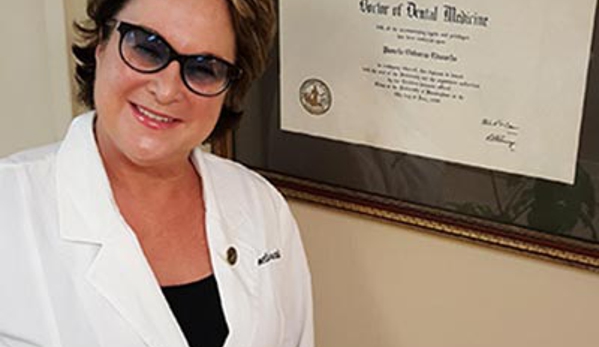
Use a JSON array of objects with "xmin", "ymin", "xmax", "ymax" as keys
[{"xmin": 214, "ymin": 0, "xmax": 599, "ymax": 271}]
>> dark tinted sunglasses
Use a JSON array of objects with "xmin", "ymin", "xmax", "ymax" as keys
[{"xmin": 111, "ymin": 20, "xmax": 242, "ymax": 97}]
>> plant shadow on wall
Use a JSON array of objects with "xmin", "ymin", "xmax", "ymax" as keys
[{"xmin": 449, "ymin": 165, "xmax": 598, "ymax": 242}]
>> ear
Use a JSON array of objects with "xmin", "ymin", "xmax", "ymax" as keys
[
  {"xmin": 95, "ymin": 29, "xmax": 113, "ymax": 66},
  {"xmin": 95, "ymin": 42, "xmax": 106, "ymax": 62}
]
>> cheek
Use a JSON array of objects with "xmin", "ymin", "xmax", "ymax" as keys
[
  {"xmin": 94, "ymin": 55, "xmax": 143, "ymax": 113},
  {"xmin": 186, "ymin": 97, "xmax": 226, "ymax": 142},
  {"xmin": 190, "ymin": 91, "xmax": 226, "ymax": 117},
  {"xmin": 95, "ymin": 50, "xmax": 121, "ymax": 107}
]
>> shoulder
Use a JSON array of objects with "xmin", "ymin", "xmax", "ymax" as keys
[
  {"xmin": 0, "ymin": 143, "xmax": 60, "ymax": 186},
  {"xmin": 0, "ymin": 142, "xmax": 60, "ymax": 171},
  {"xmin": 201, "ymin": 151, "xmax": 286, "ymax": 207},
  {"xmin": 198, "ymin": 151, "xmax": 295, "ymax": 243},
  {"xmin": 0, "ymin": 144, "xmax": 60, "ymax": 228}
]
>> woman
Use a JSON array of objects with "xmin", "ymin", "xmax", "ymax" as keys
[{"xmin": 0, "ymin": 0, "xmax": 313, "ymax": 346}]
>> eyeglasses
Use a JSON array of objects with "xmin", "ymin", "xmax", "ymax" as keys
[{"xmin": 112, "ymin": 20, "xmax": 242, "ymax": 97}]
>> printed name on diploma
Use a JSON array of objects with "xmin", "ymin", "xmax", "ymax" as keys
[
  {"xmin": 359, "ymin": 0, "xmax": 490, "ymax": 27},
  {"xmin": 383, "ymin": 45, "xmax": 458, "ymax": 62}
]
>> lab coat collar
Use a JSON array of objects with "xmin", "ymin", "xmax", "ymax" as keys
[{"xmin": 56, "ymin": 112, "xmax": 122, "ymax": 245}]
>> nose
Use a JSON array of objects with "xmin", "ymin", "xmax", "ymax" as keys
[{"xmin": 147, "ymin": 61, "xmax": 185, "ymax": 104}]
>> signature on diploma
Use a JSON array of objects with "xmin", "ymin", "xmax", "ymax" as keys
[{"xmin": 482, "ymin": 118, "xmax": 519, "ymax": 152}]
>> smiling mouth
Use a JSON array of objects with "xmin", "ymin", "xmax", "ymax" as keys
[
  {"xmin": 130, "ymin": 103, "xmax": 182, "ymax": 131},
  {"xmin": 134, "ymin": 104, "xmax": 179, "ymax": 123}
]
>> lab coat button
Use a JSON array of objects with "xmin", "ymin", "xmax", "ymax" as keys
[{"xmin": 227, "ymin": 247, "xmax": 238, "ymax": 265}]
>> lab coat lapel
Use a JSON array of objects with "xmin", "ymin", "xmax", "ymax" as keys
[
  {"xmin": 193, "ymin": 150, "xmax": 259, "ymax": 347},
  {"xmin": 56, "ymin": 113, "xmax": 188, "ymax": 347},
  {"xmin": 86, "ymin": 230, "xmax": 188, "ymax": 347}
]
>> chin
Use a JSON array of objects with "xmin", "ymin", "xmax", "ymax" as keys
[{"xmin": 137, "ymin": 151, "xmax": 183, "ymax": 168}]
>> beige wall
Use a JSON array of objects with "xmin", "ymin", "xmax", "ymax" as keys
[
  {"xmin": 292, "ymin": 200, "xmax": 599, "ymax": 347},
  {"xmin": 15, "ymin": 1, "xmax": 599, "ymax": 347},
  {"xmin": 0, "ymin": 0, "xmax": 72, "ymax": 156}
]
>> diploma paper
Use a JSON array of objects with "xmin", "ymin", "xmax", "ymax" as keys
[{"xmin": 280, "ymin": 0, "xmax": 597, "ymax": 184}]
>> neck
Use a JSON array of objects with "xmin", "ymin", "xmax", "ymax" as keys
[{"xmin": 103, "ymin": 154, "xmax": 199, "ymax": 198}]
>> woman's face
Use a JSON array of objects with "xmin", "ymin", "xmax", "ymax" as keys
[{"xmin": 94, "ymin": 0, "xmax": 236, "ymax": 169}]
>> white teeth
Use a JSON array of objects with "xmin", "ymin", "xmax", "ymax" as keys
[{"xmin": 137, "ymin": 106, "xmax": 175, "ymax": 123}]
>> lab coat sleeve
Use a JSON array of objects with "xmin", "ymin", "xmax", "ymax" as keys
[
  {"xmin": 0, "ymin": 165, "xmax": 58, "ymax": 347},
  {"xmin": 277, "ymin": 200, "xmax": 314, "ymax": 347}
]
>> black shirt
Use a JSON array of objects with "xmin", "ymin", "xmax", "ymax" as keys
[{"xmin": 161, "ymin": 275, "xmax": 229, "ymax": 347}]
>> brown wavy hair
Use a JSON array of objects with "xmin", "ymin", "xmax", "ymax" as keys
[{"xmin": 72, "ymin": 0, "xmax": 276, "ymax": 139}]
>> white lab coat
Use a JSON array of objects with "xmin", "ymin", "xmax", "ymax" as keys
[{"xmin": 0, "ymin": 112, "xmax": 313, "ymax": 347}]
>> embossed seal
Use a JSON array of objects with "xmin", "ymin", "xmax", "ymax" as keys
[{"xmin": 299, "ymin": 78, "xmax": 332, "ymax": 116}]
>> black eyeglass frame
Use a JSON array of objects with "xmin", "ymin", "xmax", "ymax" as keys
[{"xmin": 111, "ymin": 20, "xmax": 243, "ymax": 97}]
